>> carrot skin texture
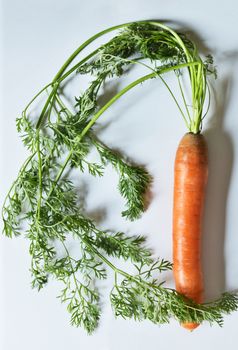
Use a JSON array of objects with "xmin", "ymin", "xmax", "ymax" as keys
[{"xmin": 172, "ymin": 133, "xmax": 208, "ymax": 330}]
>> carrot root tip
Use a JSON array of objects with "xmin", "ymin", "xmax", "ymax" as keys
[{"xmin": 181, "ymin": 322, "xmax": 200, "ymax": 331}]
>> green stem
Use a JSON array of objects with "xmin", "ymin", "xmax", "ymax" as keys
[
  {"xmin": 22, "ymin": 83, "xmax": 53, "ymax": 118},
  {"xmin": 52, "ymin": 23, "xmax": 133, "ymax": 82},
  {"xmin": 47, "ymin": 151, "xmax": 73, "ymax": 199},
  {"xmin": 158, "ymin": 74, "xmax": 190, "ymax": 129},
  {"xmin": 57, "ymin": 49, "xmax": 100, "ymax": 84},
  {"xmin": 83, "ymin": 239, "xmax": 129, "ymax": 278},
  {"xmin": 24, "ymin": 50, "xmax": 99, "ymax": 122},
  {"xmin": 55, "ymin": 95, "xmax": 73, "ymax": 117},
  {"xmin": 36, "ymin": 84, "xmax": 59, "ymax": 129},
  {"xmin": 36, "ymin": 131, "xmax": 43, "ymax": 220},
  {"xmin": 176, "ymin": 73, "xmax": 191, "ymax": 122},
  {"xmin": 202, "ymin": 80, "xmax": 211, "ymax": 121}
]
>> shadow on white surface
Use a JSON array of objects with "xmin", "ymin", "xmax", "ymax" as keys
[{"xmin": 203, "ymin": 55, "xmax": 237, "ymax": 299}]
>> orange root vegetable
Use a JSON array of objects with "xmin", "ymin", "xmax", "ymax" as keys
[{"xmin": 172, "ymin": 133, "xmax": 208, "ymax": 330}]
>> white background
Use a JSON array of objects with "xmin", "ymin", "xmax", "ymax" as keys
[{"xmin": 1, "ymin": 0, "xmax": 238, "ymax": 349}]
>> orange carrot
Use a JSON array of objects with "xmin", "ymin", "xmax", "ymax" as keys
[{"xmin": 173, "ymin": 133, "xmax": 208, "ymax": 330}]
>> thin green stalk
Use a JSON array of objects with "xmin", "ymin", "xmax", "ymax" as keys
[
  {"xmin": 22, "ymin": 82, "xmax": 53, "ymax": 119},
  {"xmin": 57, "ymin": 49, "xmax": 100, "ymax": 84},
  {"xmin": 36, "ymin": 84, "xmax": 59, "ymax": 129},
  {"xmin": 36, "ymin": 131, "xmax": 43, "ymax": 220},
  {"xmin": 52, "ymin": 23, "xmax": 134, "ymax": 82},
  {"xmin": 24, "ymin": 50, "xmax": 99, "ymax": 121},
  {"xmin": 83, "ymin": 239, "xmax": 128, "ymax": 278},
  {"xmin": 201, "ymin": 80, "xmax": 211, "ymax": 120},
  {"xmin": 158, "ymin": 74, "xmax": 190, "ymax": 129},
  {"xmin": 55, "ymin": 95, "xmax": 73, "ymax": 117},
  {"xmin": 176, "ymin": 73, "xmax": 191, "ymax": 122},
  {"xmin": 46, "ymin": 151, "xmax": 73, "ymax": 199}
]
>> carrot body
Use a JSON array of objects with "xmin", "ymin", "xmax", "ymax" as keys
[{"xmin": 173, "ymin": 133, "xmax": 208, "ymax": 330}]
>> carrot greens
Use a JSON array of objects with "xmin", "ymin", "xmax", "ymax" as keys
[{"xmin": 2, "ymin": 21, "xmax": 236, "ymax": 333}]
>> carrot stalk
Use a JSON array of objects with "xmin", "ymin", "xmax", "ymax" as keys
[{"xmin": 173, "ymin": 133, "xmax": 208, "ymax": 330}]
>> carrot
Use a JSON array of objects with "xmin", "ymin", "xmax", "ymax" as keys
[
  {"xmin": 4, "ymin": 21, "xmax": 230, "ymax": 332},
  {"xmin": 173, "ymin": 132, "xmax": 208, "ymax": 330}
]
